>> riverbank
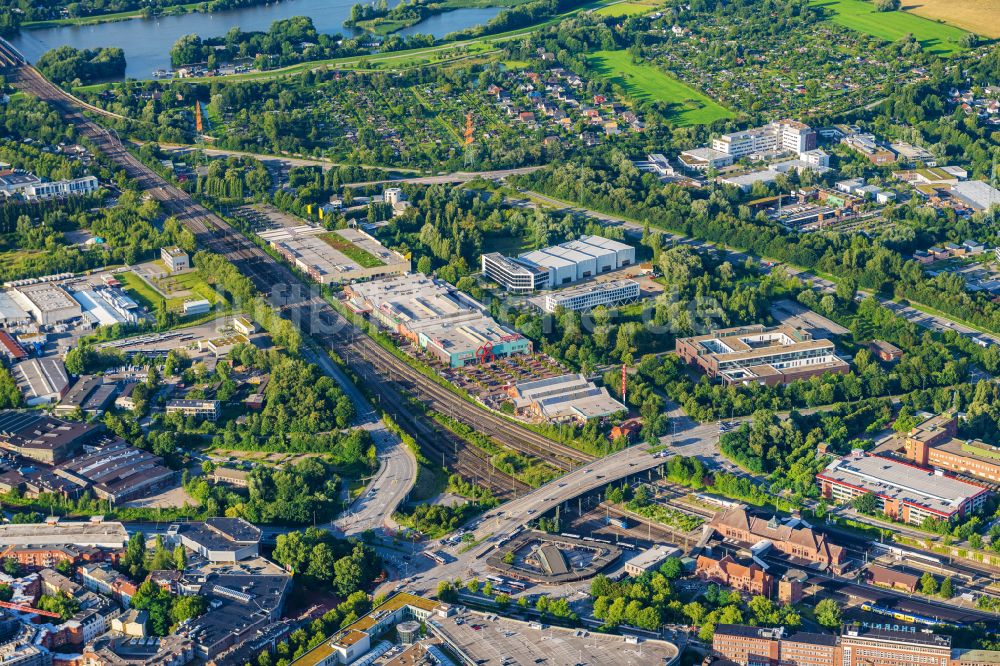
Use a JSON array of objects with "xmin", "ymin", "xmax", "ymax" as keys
[{"xmin": 21, "ymin": 0, "xmax": 278, "ymax": 30}]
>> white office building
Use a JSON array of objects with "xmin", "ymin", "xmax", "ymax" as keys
[{"xmin": 543, "ymin": 279, "xmax": 640, "ymax": 313}]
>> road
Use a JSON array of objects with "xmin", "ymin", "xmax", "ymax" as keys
[
  {"xmin": 301, "ymin": 345, "xmax": 417, "ymax": 535},
  {"xmin": 338, "ymin": 166, "xmax": 544, "ymax": 188},
  {"xmin": 403, "ymin": 418, "xmax": 721, "ymax": 596},
  {"xmin": 158, "ymin": 144, "xmax": 423, "ymax": 173}
]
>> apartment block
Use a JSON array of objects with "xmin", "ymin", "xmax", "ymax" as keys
[
  {"xmin": 166, "ymin": 399, "xmax": 221, "ymax": 421},
  {"xmin": 675, "ymin": 324, "xmax": 849, "ymax": 386}
]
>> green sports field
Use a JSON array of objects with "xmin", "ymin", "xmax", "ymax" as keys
[
  {"xmin": 587, "ymin": 50, "xmax": 733, "ymax": 126},
  {"xmin": 811, "ymin": 0, "xmax": 969, "ymax": 55}
]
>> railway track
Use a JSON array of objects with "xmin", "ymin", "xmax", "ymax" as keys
[{"xmin": 0, "ymin": 46, "xmax": 590, "ymax": 481}]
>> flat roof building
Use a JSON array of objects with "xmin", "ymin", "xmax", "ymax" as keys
[
  {"xmin": 818, "ymin": 452, "xmax": 991, "ymax": 524},
  {"xmin": 345, "ymin": 275, "xmax": 530, "ymax": 368},
  {"xmin": 542, "ymin": 279, "xmax": 640, "ymax": 313},
  {"xmin": 166, "ymin": 399, "xmax": 221, "ymax": 421},
  {"xmin": 160, "ymin": 246, "xmax": 190, "ymax": 273},
  {"xmin": 623, "ymin": 544, "xmax": 682, "ymax": 576},
  {"xmin": 712, "ymin": 120, "xmax": 816, "ymax": 158},
  {"xmin": 508, "ymin": 373, "xmax": 625, "ymax": 423},
  {"xmin": 482, "ymin": 236, "xmax": 634, "ymax": 291},
  {"xmin": 951, "ymin": 180, "xmax": 1000, "ymax": 211},
  {"xmin": 676, "ymin": 324, "xmax": 849, "ymax": 386},
  {"xmin": 259, "ymin": 225, "xmax": 409, "ymax": 285},
  {"xmin": 0, "ymin": 519, "xmax": 128, "ymax": 549},
  {"xmin": 902, "ymin": 413, "xmax": 1000, "ymax": 483},
  {"xmin": 168, "ymin": 517, "xmax": 261, "ymax": 562},
  {"xmin": 290, "ymin": 593, "xmax": 450, "ymax": 666},
  {"xmin": 0, "ymin": 291, "xmax": 30, "ymax": 327},
  {"xmin": 10, "ymin": 283, "xmax": 81, "ymax": 325}
]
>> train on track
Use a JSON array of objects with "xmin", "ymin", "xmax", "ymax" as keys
[{"xmin": 859, "ymin": 602, "xmax": 962, "ymax": 628}]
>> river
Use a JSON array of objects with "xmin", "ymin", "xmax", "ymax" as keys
[{"xmin": 7, "ymin": 0, "xmax": 501, "ymax": 80}]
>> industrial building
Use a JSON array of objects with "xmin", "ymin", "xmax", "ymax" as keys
[
  {"xmin": 542, "ymin": 279, "xmax": 640, "ymax": 313},
  {"xmin": 12, "ymin": 357, "xmax": 69, "ymax": 405},
  {"xmin": 0, "ymin": 291, "xmax": 30, "ymax": 327},
  {"xmin": 481, "ymin": 235, "xmax": 635, "ymax": 292},
  {"xmin": 259, "ymin": 225, "xmax": 410, "ymax": 284},
  {"xmin": 345, "ymin": 275, "xmax": 531, "ymax": 367},
  {"xmin": 73, "ymin": 288, "xmax": 142, "ymax": 327},
  {"xmin": 10, "ymin": 283, "xmax": 81, "ymax": 325},
  {"xmin": 55, "ymin": 375, "xmax": 118, "ymax": 415},
  {"xmin": 56, "ymin": 439, "xmax": 176, "ymax": 504},
  {"xmin": 950, "ymin": 180, "xmax": 1000, "ymax": 211},
  {"xmin": 507, "ymin": 374, "xmax": 626, "ymax": 423},
  {"xmin": 817, "ymin": 452, "xmax": 991, "ymax": 525},
  {"xmin": 675, "ymin": 324, "xmax": 849, "ymax": 386},
  {"xmin": 901, "ymin": 413, "xmax": 1000, "ymax": 483},
  {"xmin": 167, "ymin": 518, "xmax": 261, "ymax": 562}
]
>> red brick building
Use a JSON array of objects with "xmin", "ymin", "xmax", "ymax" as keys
[
  {"xmin": 708, "ymin": 507, "xmax": 847, "ymax": 572},
  {"xmin": 696, "ymin": 554, "xmax": 773, "ymax": 597}
]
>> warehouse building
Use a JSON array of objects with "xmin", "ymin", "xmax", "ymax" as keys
[
  {"xmin": 0, "ymin": 291, "xmax": 30, "ymax": 327},
  {"xmin": 345, "ymin": 274, "xmax": 531, "ymax": 367},
  {"xmin": 508, "ymin": 373, "xmax": 626, "ymax": 423},
  {"xmin": 676, "ymin": 324, "xmax": 849, "ymax": 386},
  {"xmin": 259, "ymin": 225, "xmax": 410, "ymax": 285},
  {"xmin": 12, "ymin": 357, "xmax": 70, "ymax": 406},
  {"xmin": 817, "ymin": 452, "xmax": 990, "ymax": 524},
  {"xmin": 482, "ymin": 235, "xmax": 635, "ymax": 291},
  {"xmin": 542, "ymin": 279, "xmax": 640, "ymax": 313},
  {"xmin": 10, "ymin": 283, "xmax": 81, "ymax": 325}
]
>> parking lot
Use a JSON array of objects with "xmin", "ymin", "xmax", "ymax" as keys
[
  {"xmin": 770, "ymin": 298, "xmax": 849, "ymax": 338},
  {"xmin": 431, "ymin": 612, "xmax": 679, "ymax": 665}
]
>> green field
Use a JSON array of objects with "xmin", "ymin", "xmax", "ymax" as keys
[
  {"xmin": 811, "ymin": 0, "xmax": 969, "ymax": 55},
  {"xmin": 119, "ymin": 269, "xmax": 223, "ymax": 314},
  {"xmin": 593, "ymin": 1, "xmax": 659, "ymax": 16},
  {"xmin": 587, "ymin": 50, "xmax": 734, "ymax": 126}
]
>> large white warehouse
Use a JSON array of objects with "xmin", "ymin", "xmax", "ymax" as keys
[{"xmin": 481, "ymin": 235, "xmax": 635, "ymax": 292}]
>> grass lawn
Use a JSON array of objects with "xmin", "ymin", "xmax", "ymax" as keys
[
  {"xmin": 587, "ymin": 50, "xmax": 734, "ymax": 126},
  {"xmin": 810, "ymin": 0, "xmax": 970, "ymax": 54},
  {"xmin": 118, "ymin": 271, "xmax": 164, "ymax": 310},
  {"xmin": 318, "ymin": 232, "xmax": 384, "ymax": 268},
  {"xmin": 120, "ymin": 269, "xmax": 223, "ymax": 314},
  {"xmin": 593, "ymin": 0, "xmax": 659, "ymax": 16},
  {"xmin": 902, "ymin": 0, "xmax": 1000, "ymax": 38}
]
